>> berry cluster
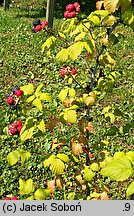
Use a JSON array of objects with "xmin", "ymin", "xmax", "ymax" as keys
[
  {"xmin": 6, "ymin": 86, "xmax": 23, "ymax": 110},
  {"xmin": 60, "ymin": 65, "xmax": 77, "ymax": 77},
  {"xmin": 64, "ymin": 2, "xmax": 80, "ymax": 19},
  {"xmin": 4, "ymin": 196, "xmax": 18, "ymax": 200},
  {"xmin": 8, "ymin": 120, "xmax": 23, "ymax": 135},
  {"xmin": 32, "ymin": 19, "xmax": 48, "ymax": 33}
]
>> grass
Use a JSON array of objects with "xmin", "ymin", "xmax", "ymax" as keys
[{"xmin": 0, "ymin": 6, "xmax": 134, "ymax": 200}]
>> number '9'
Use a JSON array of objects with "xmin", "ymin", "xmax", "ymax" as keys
[{"xmin": 125, "ymin": 203, "xmax": 130, "ymax": 211}]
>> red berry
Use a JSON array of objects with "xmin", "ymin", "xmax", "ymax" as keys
[
  {"xmin": 11, "ymin": 196, "xmax": 18, "ymax": 200},
  {"xmin": 42, "ymin": 20, "xmax": 48, "ymax": 28},
  {"xmin": 89, "ymin": 153, "xmax": 94, "ymax": 158},
  {"xmin": 68, "ymin": 11, "xmax": 76, "ymax": 18},
  {"xmin": 83, "ymin": 146, "xmax": 88, "ymax": 153},
  {"xmin": 66, "ymin": 3, "xmax": 75, "ymax": 12},
  {"xmin": 62, "ymin": 65, "xmax": 67, "ymax": 70},
  {"xmin": 14, "ymin": 89, "xmax": 23, "ymax": 97},
  {"xmin": 6, "ymin": 97, "xmax": 14, "ymax": 105},
  {"xmin": 74, "ymin": 2, "xmax": 80, "ymax": 8},
  {"xmin": 76, "ymin": 7, "xmax": 81, "ymax": 12},
  {"xmin": 8, "ymin": 127, "xmax": 18, "ymax": 135},
  {"xmin": 4, "ymin": 197, "xmax": 11, "ymax": 200},
  {"xmin": 15, "ymin": 120, "xmax": 22, "ymax": 126},
  {"xmin": 64, "ymin": 11, "xmax": 69, "ymax": 19},
  {"xmin": 60, "ymin": 71, "xmax": 66, "ymax": 77},
  {"xmin": 35, "ymin": 25, "xmax": 42, "ymax": 32},
  {"xmin": 71, "ymin": 68, "xmax": 77, "ymax": 75},
  {"xmin": 17, "ymin": 125, "xmax": 23, "ymax": 132}
]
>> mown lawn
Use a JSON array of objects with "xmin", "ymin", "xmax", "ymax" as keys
[{"xmin": 0, "ymin": 6, "xmax": 134, "ymax": 200}]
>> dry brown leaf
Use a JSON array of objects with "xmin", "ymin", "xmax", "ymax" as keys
[
  {"xmin": 71, "ymin": 142, "xmax": 83, "ymax": 156},
  {"xmin": 75, "ymin": 175, "xmax": 83, "ymax": 185},
  {"xmin": 96, "ymin": 1, "xmax": 104, "ymax": 10},
  {"xmin": 47, "ymin": 180, "xmax": 55, "ymax": 194},
  {"xmin": 100, "ymin": 191, "xmax": 110, "ymax": 200},
  {"xmin": 56, "ymin": 178, "xmax": 63, "ymax": 189},
  {"xmin": 78, "ymin": 134, "xmax": 87, "ymax": 145}
]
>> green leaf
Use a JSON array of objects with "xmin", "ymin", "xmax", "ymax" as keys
[
  {"xmin": 106, "ymin": 126, "xmax": 118, "ymax": 136},
  {"xmin": 67, "ymin": 192, "xmax": 75, "ymax": 200},
  {"xmin": 19, "ymin": 149, "xmax": 31, "ymax": 165},
  {"xmin": 21, "ymin": 84, "xmax": 34, "ymax": 95},
  {"xmin": 90, "ymin": 163, "xmax": 99, "ymax": 171},
  {"xmin": 56, "ymin": 49, "xmax": 69, "ymax": 62},
  {"xmin": 58, "ymin": 88, "xmax": 69, "ymax": 102},
  {"xmin": 32, "ymin": 98, "xmax": 42, "ymax": 111},
  {"xmin": 83, "ymin": 167, "xmax": 95, "ymax": 181},
  {"xmin": 34, "ymin": 189, "xmax": 50, "ymax": 200},
  {"xmin": 26, "ymin": 95, "xmax": 35, "ymax": 103},
  {"xmin": 67, "ymin": 41, "xmax": 84, "ymax": 61},
  {"xmin": 7, "ymin": 150, "xmax": 20, "ymax": 166},
  {"xmin": 57, "ymin": 154, "xmax": 70, "ymax": 163},
  {"xmin": 19, "ymin": 179, "xmax": 35, "ymax": 195},
  {"xmin": 35, "ymin": 84, "xmax": 44, "ymax": 97},
  {"xmin": 37, "ymin": 119, "xmax": 46, "ymax": 133},
  {"xmin": 126, "ymin": 181, "xmax": 134, "ymax": 198},
  {"xmin": 64, "ymin": 110, "xmax": 77, "ymax": 123},
  {"xmin": 50, "ymin": 158, "xmax": 65, "ymax": 175},
  {"xmin": 101, "ymin": 156, "xmax": 133, "ymax": 181},
  {"xmin": 39, "ymin": 93, "xmax": 52, "ymax": 103}
]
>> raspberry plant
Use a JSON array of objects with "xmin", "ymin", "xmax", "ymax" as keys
[{"xmin": 3, "ymin": 0, "xmax": 134, "ymax": 200}]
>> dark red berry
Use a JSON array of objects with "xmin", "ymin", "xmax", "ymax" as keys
[
  {"xmin": 76, "ymin": 7, "xmax": 81, "ymax": 12},
  {"xmin": 68, "ymin": 11, "xmax": 76, "ymax": 18},
  {"xmin": 35, "ymin": 25, "xmax": 42, "ymax": 32},
  {"xmin": 14, "ymin": 89, "xmax": 23, "ymax": 97},
  {"xmin": 64, "ymin": 11, "xmax": 70, "ymax": 19},
  {"xmin": 42, "ymin": 20, "xmax": 48, "ymax": 28},
  {"xmin": 74, "ymin": 2, "xmax": 80, "ymax": 8},
  {"xmin": 6, "ymin": 97, "xmax": 14, "ymax": 105},
  {"xmin": 83, "ymin": 146, "xmax": 88, "ymax": 153},
  {"xmin": 8, "ymin": 127, "xmax": 18, "ymax": 135},
  {"xmin": 17, "ymin": 125, "xmax": 23, "ymax": 132}
]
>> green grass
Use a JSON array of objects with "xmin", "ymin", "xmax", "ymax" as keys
[{"xmin": 0, "ymin": 6, "xmax": 134, "ymax": 200}]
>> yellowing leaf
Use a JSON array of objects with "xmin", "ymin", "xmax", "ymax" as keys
[
  {"xmin": 26, "ymin": 95, "xmax": 35, "ymax": 103},
  {"xmin": 100, "ymin": 192, "xmax": 110, "ymax": 200},
  {"xmin": 19, "ymin": 179, "xmax": 35, "ymax": 195},
  {"xmin": 56, "ymin": 178, "xmax": 63, "ymax": 189},
  {"xmin": 83, "ymin": 167, "xmax": 95, "ymax": 181},
  {"xmin": 75, "ymin": 32, "xmax": 86, "ymax": 41},
  {"xmin": 102, "ymin": 105, "xmax": 111, "ymax": 114},
  {"xmin": 43, "ymin": 155, "xmax": 56, "ymax": 168},
  {"xmin": 19, "ymin": 149, "xmax": 31, "ymax": 165},
  {"xmin": 32, "ymin": 98, "xmax": 42, "ymax": 111},
  {"xmin": 84, "ymin": 40, "xmax": 95, "ymax": 53},
  {"xmin": 20, "ymin": 127, "xmax": 35, "ymax": 142},
  {"xmin": 42, "ymin": 36, "xmax": 56, "ymax": 52},
  {"xmin": 50, "ymin": 158, "xmax": 65, "ymax": 175},
  {"xmin": 122, "ymin": 5, "xmax": 134, "ymax": 30},
  {"xmin": 90, "ymin": 15, "xmax": 101, "ymax": 25},
  {"xmin": 69, "ymin": 88, "xmax": 76, "ymax": 98},
  {"xmin": 64, "ymin": 110, "xmax": 77, "ymax": 123},
  {"xmin": 101, "ymin": 156, "xmax": 133, "ymax": 181},
  {"xmin": 39, "ymin": 93, "xmax": 52, "ymax": 103},
  {"xmin": 104, "ymin": 0, "xmax": 120, "ymax": 12},
  {"xmin": 113, "ymin": 152, "xmax": 126, "ymax": 159},
  {"xmin": 96, "ymin": 1, "xmax": 104, "ymax": 10},
  {"xmin": 68, "ymin": 41, "xmax": 84, "ymax": 61},
  {"xmin": 37, "ymin": 119, "xmax": 46, "ymax": 133},
  {"xmin": 34, "ymin": 189, "xmax": 50, "ymax": 200},
  {"xmin": 58, "ymin": 88, "xmax": 69, "ymax": 102},
  {"xmin": 20, "ymin": 84, "xmax": 34, "ymax": 95},
  {"xmin": 34, "ymin": 84, "xmax": 44, "ymax": 97},
  {"xmin": 90, "ymin": 163, "xmax": 99, "ymax": 171},
  {"xmin": 56, "ymin": 49, "xmax": 69, "ymax": 62},
  {"xmin": 126, "ymin": 181, "xmax": 134, "ymax": 198},
  {"xmin": 57, "ymin": 154, "xmax": 70, "ymax": 163},
  {"xmin": 7, "ymin": 150, "xmax": 20, "ymax": 166}
]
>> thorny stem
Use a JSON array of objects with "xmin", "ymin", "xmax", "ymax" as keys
[{"xmin": 85, "ymin": 19, "xmax": 120, "ymax": 166}]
